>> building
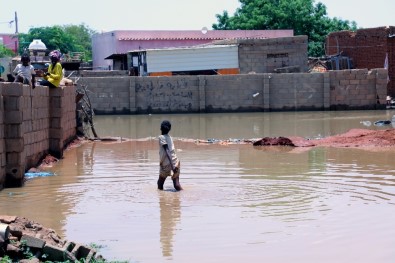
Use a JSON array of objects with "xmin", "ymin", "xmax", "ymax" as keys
[
  {"xmin": 130, "ymin": 44, "xmax": 239, "ymax": 76},
  {"xmin": 0, "ymin": 33, "xmax": 18, "ymax": 54},
  {"xmin": 92, "ymin": 30, "xmax": 294, "ymax": 70},
  {"xmin": 326, "ymin": 26, "xmax": 395, "ymax": 96},
  {"xmin": 129, "ymin": 36, "xmax": 308, "ymax": 76}
]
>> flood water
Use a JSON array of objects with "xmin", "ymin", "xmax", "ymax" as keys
[{"xmin": 1, "ymin": 110, "xmax": 395, "ymax": 263}]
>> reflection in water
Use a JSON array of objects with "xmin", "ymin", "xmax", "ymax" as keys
[
  {"xmin": 159, "ymin": 191, "xmax": 181, "ymax": 258},
  {"xmin": 0, "ymin": 111, "xmax": 395, "ymax": 262}
]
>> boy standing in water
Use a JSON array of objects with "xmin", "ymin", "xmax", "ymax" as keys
[{"xmin": 158, "ymin": 120, "xmax": 183, "ymax": 191}]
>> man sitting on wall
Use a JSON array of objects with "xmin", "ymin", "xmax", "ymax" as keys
[{"xmin": 7, "ymin": 53, "xmax": 36, "ymax": 89}]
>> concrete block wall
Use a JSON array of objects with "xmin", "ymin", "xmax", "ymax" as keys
[
  {"xmin": 133, "ymin": 76, "xmax": 200, "ymax": 113},
  {"xmin": 326, "ymin": 26, "xmax": 395, "ymax": 96},
  {"xmin": 49, "ymin": 87, "xmax": 77, "ymax": 158},
  {"xmin": 82, "ymin": 68, "xmax": 387, "ymax": 115},
  {"xmin": 329, "ymin": 69, "xmax": 388, "ymax": 110},
  {"xmin": 205, "ymin": 74, "xmax": 264, "ymax": 112},
  {"xmin": 0, "ymin": 83, "xmax": 77, "ymax": 188},
  {"xmin": 269, "ymin": 73, "xmax": 326, "ymax": 111},
  {"xmin": 0, "ymin": 86, "xmax": 4, "ymax": 188},
  {"xmin": 78, "ymin": 77, "xmax": 131, "ymax": 114},
  {"xmin": 238, "ymin": 36, "xmax": 309, "ymax": 74}
]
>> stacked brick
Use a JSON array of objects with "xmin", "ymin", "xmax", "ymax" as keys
[
  {"xmin": 83, "ymin": 69, "xmax": 387, "ymax": 114},
  {"xmin": 0, "ymin": 86, "xmax": 4, "ymax": 188},
  {"xmin": 49, "ymin": 87, "xmax": 77, "ymax": 158},
  {"xmin": 326, "ymin": 26, "xmax": 395, "ymax": 96},
  {"xmin": 0, "ymin": 83, "xmax": 76, "ymax": 189},
  {"xmin": 80, "ymin": 77, "xmax": 131, "ymax": 115},
  {"xmin": 269, "ymin": 73, "xmax": 326, "ymax": 111},
  {"xmin": 329, "ymin": 69, "xmax": 388, "ymax": 110},
  {"xmin": 237, "ymin": 36, "xmax": 309, "ymax": 74}
]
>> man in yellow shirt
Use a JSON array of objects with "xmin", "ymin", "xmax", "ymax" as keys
[{"xmin": 39, "ymin": 50, "xmax": 63, "ymax": 88}]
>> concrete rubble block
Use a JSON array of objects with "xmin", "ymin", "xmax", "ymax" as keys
[
  {"xmin": 71, "ymin": 243, "xmax": 97, "ymax": 261},
  {"xmin": 8, "ymin": 224, "xmax": 23, "ymax": 238},
  {"xmin": 21, "ymin": 234, "xmax": 46, "ymax": 249},
  {"xmin": 0, "ymin": 215, "xmax": 17, "ymax": 224},
  {"xmin": 6, "ymin": 243, "xmax": 20, "ymax": 257},
  {"xmin": 43, "ymin": 243, "xmax": 68, "ymax": 262}
]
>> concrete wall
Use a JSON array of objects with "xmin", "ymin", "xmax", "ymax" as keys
[
  {"xmin": 76, "ymin": 68, "xmax": 388, "ymax": 115},
  {"xmin": 0, "ymin": 87, "xmax": 4, "ymax": 187},
  {"xmin": 237, "ymin": 36, "xmax": 309, "ymax": 74},
  {"xmin": 0, "ymin": 83, "xmax": 77, "ymax": 189},
  {"xmin": 326, "ymin": 26, "xmax": 395, "ymax": 96}
]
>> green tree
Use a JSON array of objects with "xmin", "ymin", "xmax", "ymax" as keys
[
  {"xmin": 212, "ymin": 0, "xmax": 357, "ymax": 57},
  {"xmin": 17, "ymin": 24, "xmax": 96, "ymax": 61},
  {"xmin": 0, "ymin": 44, "xmax": 15, "ymax": 58},
  {"xmin": 62, "ymin": 24, "xmax": 96, "ymax": 61}
]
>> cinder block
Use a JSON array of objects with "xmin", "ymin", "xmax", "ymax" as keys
[
  {"xmin": 4, "ymin": 111, "xmax": 23, "ymax": 124},
  {"xmin": 43, "ymin": 243, "xmax": 67, "ymax": 262},
  {"xmin": 4, "ymin": 97, "xmax": 22, "ymax": 111},
  {"xmin": 2, "ymin": 84, "xmax": 24, "ymax": 96},
  {"xmin": 21, "ymin": 234, "xmax": 46, "ymax": 249},
  {"xmin": 5, "ymin": 138, "xmax": 24, "ymax": 152},
  {"xmin": 71, "ymin": 243, "xmax": 96, "ymax": 260},
  {"xmin": 49, "ymin": 87, "xmax": 64, "ymax": 97}
]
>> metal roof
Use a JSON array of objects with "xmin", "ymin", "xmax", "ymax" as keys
[
  {"xmin": 117, "ymin": 30, "xmax": 293, "ymax": 41},
  {"xmin": 128, "ymin": 44, "xmax": 238, "ymax": 53}
]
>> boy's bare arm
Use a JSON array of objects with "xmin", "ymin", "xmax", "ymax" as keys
[{"xmin": 163, "ymin": 144, "xmax": 177, "ymax": 172}]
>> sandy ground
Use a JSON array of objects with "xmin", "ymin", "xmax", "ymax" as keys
[{"xmin": 290, "ymin": 128, "xmax": 395, "ymax": 148}]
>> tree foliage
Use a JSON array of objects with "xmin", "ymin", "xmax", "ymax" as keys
[
  {"xmin": 17, "ymin": 24, "xmax": 96, "ymax": 61},
  {"xmin": 212, "ymin": 0, "xmax": 357, "ymax": 57},
  {"xmin": 0, "ymin": 45, "xmax": 15, "ymax": 58}
]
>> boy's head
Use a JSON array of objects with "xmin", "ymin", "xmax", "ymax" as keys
[
  {"xmin": 21, "ymin": 53, "xmax": 30, "ymax": 66},
  {"xmin": 161, "ymin": 120, "xmax": 171, "ymax": 134}
]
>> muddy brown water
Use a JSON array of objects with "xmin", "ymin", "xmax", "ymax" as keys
[{"xmin": 1, "ymin": 111, "xmax": 395, "ymax": 263}]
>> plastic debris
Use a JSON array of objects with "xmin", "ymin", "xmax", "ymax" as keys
[
  {"xmin": 24, "ymin": 172, "xmax": 54, "ymax": 179},
  {"xmin": 374, "ymin": 120, "xmax": 391, "ymax": 126}
]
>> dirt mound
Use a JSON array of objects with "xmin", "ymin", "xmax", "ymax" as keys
[{"xmin": 290, "ymin": 128, "xmax": 395, "ymax": 148}]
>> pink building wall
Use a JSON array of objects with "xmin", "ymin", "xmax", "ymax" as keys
[
  {"xmin": 0, "ymin": 34, "xmax": 18, "ymax": 54},
  {"xmin": 92, "ymin": 30, "xmax": 294, "ymax": 69}
]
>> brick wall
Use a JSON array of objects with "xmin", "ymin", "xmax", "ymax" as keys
[
  {"xmin": 326, "ymin": 26, "xmax": 395, "ymax": 96},
  {"xmin": 0, "ymin": 86, "xmax": 4, "ymax": 187},
  {"xmin": 79, "ymin": 69, "xmax": 387, "ymax": 114},
  {"xmin": 0, "ymin": 83, "xmax": 77, "ymax": 189}
]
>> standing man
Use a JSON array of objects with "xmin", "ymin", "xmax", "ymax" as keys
[{"xmin": 158, "ymin": 120, "xmax": 183, "ymax": 191}]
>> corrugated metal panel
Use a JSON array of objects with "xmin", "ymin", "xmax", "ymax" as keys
[
  {"xmin": 116, "ymin": 30, "xmax": 294, "ymax": 40},
  {"xmin": 146, "ymin": 45, "xmax": 239, "ymax": 73}
]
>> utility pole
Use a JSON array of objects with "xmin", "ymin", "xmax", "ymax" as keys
[
  {"xmin": 14, "ymin": 11, "xmax": 18, "ymax": 54},
  {"xmin": 15, "ymin": 11, "xmax": 18, "ymax": 34}
]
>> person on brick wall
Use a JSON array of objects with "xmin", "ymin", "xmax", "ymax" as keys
[
  {"xmin": 39, "ymin": 50, "xmax": 63, "ymax": 88},
  {"xmin": 157, "ymin": 120, "xmax": 183, "ymax": 191},
  {"xmin": 7, "ymin": 53, "xmax": 36, "ymax": 89}
]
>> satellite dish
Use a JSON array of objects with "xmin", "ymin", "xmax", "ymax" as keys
[{"xmin": 201, "ymin": 27, "xmax": 208, "ymax": 34}]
